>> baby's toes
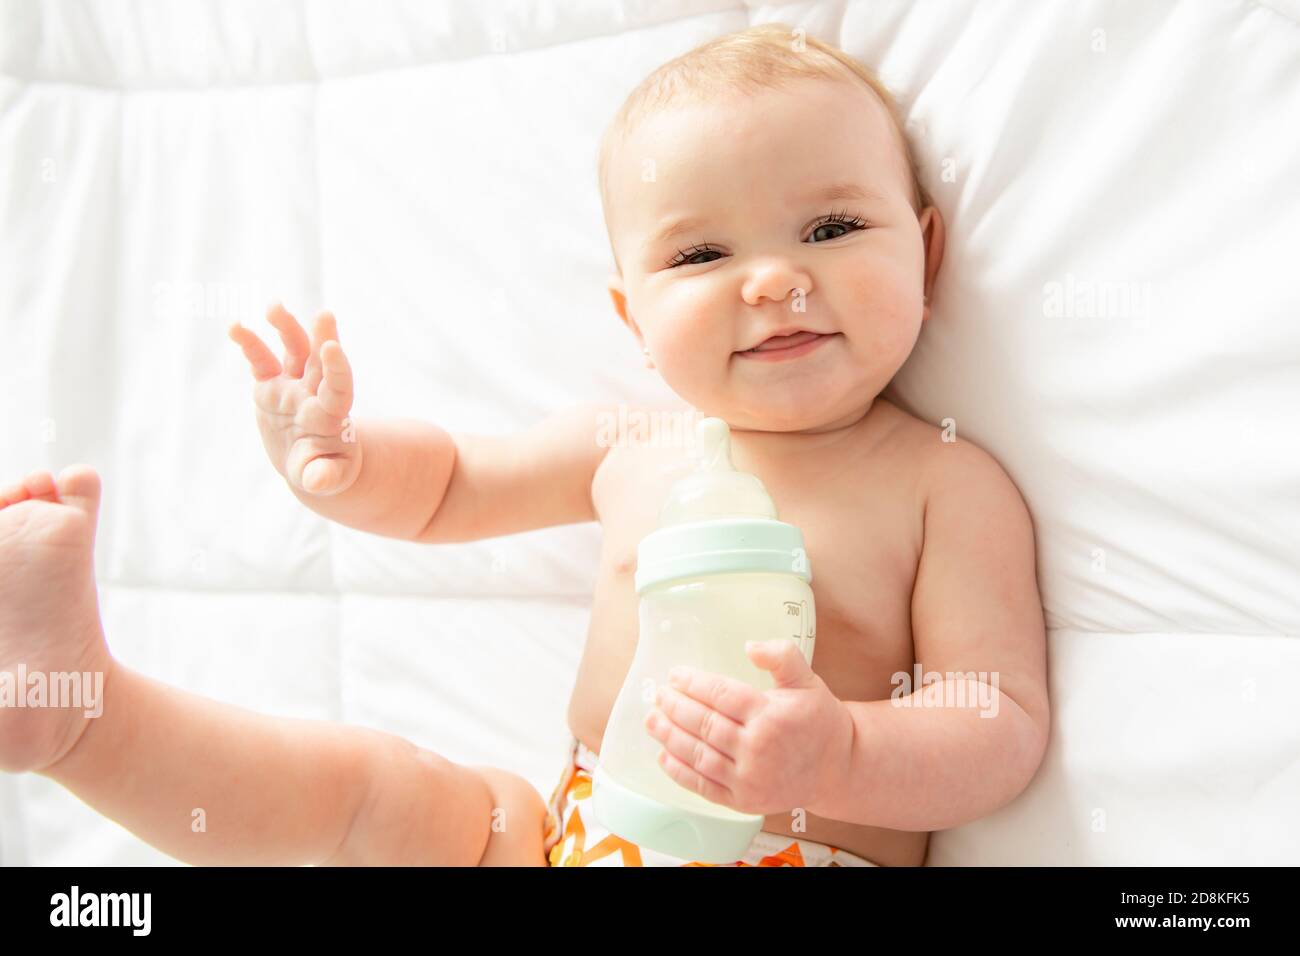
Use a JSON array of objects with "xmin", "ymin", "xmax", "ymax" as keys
[
  {"xmin": 0, "ymin": 482, "xmax": 25, "ymax": 508},
  {"xmin": 0, "ymin": 472, "xmax": 56, "ymax": 508},
  {"xmin": 54, "ymin": 465, "xmax": 102, "ymax": 522},
  {"xmin": 23, "ymin": 471, "xmax": 58, "ymax": 501}
]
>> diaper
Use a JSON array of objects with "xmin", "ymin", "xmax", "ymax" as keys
[{"xmin": 542, "ymin": 736, "xmax": 879, "ymax": 867}]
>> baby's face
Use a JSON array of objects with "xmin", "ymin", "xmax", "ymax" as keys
[{"xmin": 605, "ymin": 78, "xmax": 942, "ymax": 434}]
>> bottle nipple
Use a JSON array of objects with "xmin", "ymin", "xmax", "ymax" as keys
[{"xmin": 657, "ymin": 418, "xmax": 778, "ymax": 525}]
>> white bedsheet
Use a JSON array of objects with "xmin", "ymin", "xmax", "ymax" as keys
[{"xmin": 1, "ymin": 0, "xmax": 1296, "ymax": 865}]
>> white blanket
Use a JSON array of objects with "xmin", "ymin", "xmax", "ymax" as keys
[{"xmin": 1, "ymin": 0, "xmax": 1296, "ymax": 865}]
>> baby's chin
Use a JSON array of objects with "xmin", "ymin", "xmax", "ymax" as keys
[
  {"xmin": 698, "ymin": 387, "xmax": 881, "ymax": 436},
  {"xmin": 728, "ymin": 406, "xmax": 875, "ymax": 436},
  {"xmin": 656, "ymin": 345, "xmax": 892, "ymax": 434},
  {"xmin": 723, "ymin": 368, "xmax": 887, "ymax": 434}
]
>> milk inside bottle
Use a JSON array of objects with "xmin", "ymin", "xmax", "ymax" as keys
[{"xmin": 591, "ymin": 416, "xmax": 815, "ymax": 863}]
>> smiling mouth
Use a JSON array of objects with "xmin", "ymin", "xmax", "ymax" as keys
[{"xmin": 736, "ymin": 331, "xmax": 838, "ymax": 361}]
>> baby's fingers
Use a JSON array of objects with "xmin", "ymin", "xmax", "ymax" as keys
[
  {"xmin": 316, "ymin": 340, "xmax": 354, "ymax": 418},
  {"xmin": 228, "ymin": 322, "xmax": 282, "ymax": 382},
  {"xmin": 266, "ymin": 303, "xmax": 312, "ymax": 378},
  {"xmin": 302, "ymin": 310, "xmax": 340, "ymax": 394}
]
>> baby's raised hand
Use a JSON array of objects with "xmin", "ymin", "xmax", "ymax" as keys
[{"xmin": 228, "ymin": 303, "xmax": 362, "ymax": 496}]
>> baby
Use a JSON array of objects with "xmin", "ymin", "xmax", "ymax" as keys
[{"xmin": 0, "ymin": 24, "xmax": 1048, "ymax": 867}]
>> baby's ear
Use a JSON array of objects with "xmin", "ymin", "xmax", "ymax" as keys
[
  {"xmin": 606, "ymin": 272, "xmax": 628, "ymax": 322},
  {"xmin": 607, "ymin": 273, "xmax": 642, "ymax": 342},
  {"xmin": 607, "ymin": 274, "xmax": 651, "ymax": 366},
  {"xmin": 918, "ymin": 205, "xmax": 946, "ymax": 321}
]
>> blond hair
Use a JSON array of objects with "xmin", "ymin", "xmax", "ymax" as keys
[{"xmin": 597, "ymin": 22, "xmax": 930, "ymax": 264}]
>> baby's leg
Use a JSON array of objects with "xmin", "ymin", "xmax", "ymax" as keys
[
  {"xmin": 0, "ymin": 466, "xmax": 111, "ymax": 774},
  {"xmin": 0, "ymin": 465, "xmax": 545, "ymax": 865},
  {"xmin": 462, "ymin": 766, "xmax": 549, "ymax": 866},
  {"xmin": 339, "ymin": 747, "xmax": 549, "ymax": 866}
]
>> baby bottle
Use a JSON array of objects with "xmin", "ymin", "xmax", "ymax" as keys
[{"xmin": 591, "ymin": 416, "xmax": 815, "ymax": 863}]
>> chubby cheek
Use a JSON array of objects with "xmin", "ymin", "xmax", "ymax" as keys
[
  {"xmin": 837, "ymin": 262, "xmax": 923, "ymax": 367},
  {"xmin": 642, "ymin": 307, "xmax": 734, "ymax": 410},
  {"xmin": 647, "ymin": 284, "xmax": 727, "ymax": 367}
]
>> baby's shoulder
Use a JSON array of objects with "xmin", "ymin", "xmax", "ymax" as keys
[
  {"xmin": 868, "ymin": 399, "xmax": 1027, "ymax": 518},
  {"xmin": 901, "ymin": 415, "xmax": 1033, "ymax": 543},
  {"xmin": 591, "ymin": 404, "xmax": 698, "ymax": 490}
]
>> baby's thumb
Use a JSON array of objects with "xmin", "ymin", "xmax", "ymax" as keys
[
  {"xmin": 746, "ymin": 638, "xmax": 815, "ymax": 689},
  {"xmin": 302, "ymin": 457, "xmax": 344, "ymax": 495}
]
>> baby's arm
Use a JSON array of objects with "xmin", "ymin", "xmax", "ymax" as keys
[
  {"xmin": 230, "ymin": 305, "xmax": 611, "ymax": 543},
  {"xmin": 810, "ymin": 439, "xmax": 1051, "ymax": 831},
  {"xmin": 41, "ymin": 659, "xmax": 497, "ymax": 866},
  {"xmin": 292, "ymin": 402, "xmax": 613, "ymax": 543}
]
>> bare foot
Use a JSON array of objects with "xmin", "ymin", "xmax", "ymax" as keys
[{"xmin": 0, "ymin": 465, "xmax": 112, "ymax": 773}]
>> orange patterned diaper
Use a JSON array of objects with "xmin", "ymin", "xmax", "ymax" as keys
[{"xmin": 541, "ymin": 736, "xmax": 879, "ymax": 867}]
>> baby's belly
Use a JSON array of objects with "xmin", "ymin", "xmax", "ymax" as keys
[
  {"xmin": 568, "ymin": 660, "xmax": 929, "ymax": 867},
  {"xmin": 758, "ymin": 808, "xmax": 928, "ymax": 867}
]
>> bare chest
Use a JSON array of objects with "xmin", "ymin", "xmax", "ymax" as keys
[{"xmin": 575, "ymin": 424, "xmax": 926, "ymax": 748}]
